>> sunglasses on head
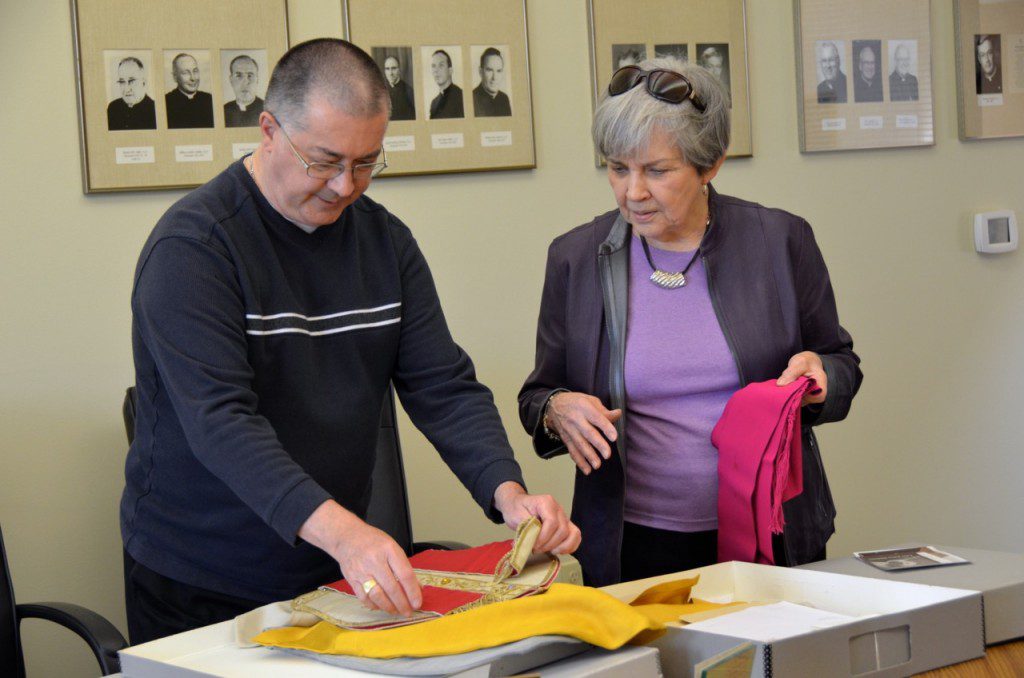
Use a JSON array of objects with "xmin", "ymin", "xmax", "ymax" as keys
[{"xmin": 608, "ymin": 65, "xmax": 707, "ymax": 112}]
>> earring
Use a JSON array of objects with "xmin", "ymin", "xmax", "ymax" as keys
[{"xmin": 701, "ymin": 183, "xmax": 708, "ymax": 196}]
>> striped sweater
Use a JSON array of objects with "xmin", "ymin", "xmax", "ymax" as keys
[{"xmin": 121, "ymin": 160, "xmax": 524, "ymax": 601}]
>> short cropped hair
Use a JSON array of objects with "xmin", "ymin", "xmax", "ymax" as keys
[
  {"xmin": 118, "ymin": 56, "xmax": 144, "ymax": 71},
  {"xmin": 433, "ymin": 50, "xmax": 452, "ymax": 68},
  {"xmin": 265, "ymin": 38, "xmax": 389, "ymax": 128},
  {"xmin": 592, "ymin": 57, "xmax": 729, "ymax": 174},
  {"xmin": 229, "ymin": 54, "xmax": 258, "ymax": 73},
  {"xmin": 480, "ymin": 47, "xmax": 503, "ymax": 68}
]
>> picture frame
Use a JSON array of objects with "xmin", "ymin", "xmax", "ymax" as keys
[
  {"xmin": 71, "ymin": 0, "xmax": 289, "ymax": 193},
  {"xmin": 793, "ymin": 0, "xmax": 934, "ymax": 153},
  {"xmin": 586, "ymin": 0, "xmax": 753, "ymax": 164},
  {"xmin": 342, "ymin": 0, "xmax": 536, "ymax": 177},
  {"xmin": 954, "ymin": 0, "xmax": 1024, "ymax": 141}
]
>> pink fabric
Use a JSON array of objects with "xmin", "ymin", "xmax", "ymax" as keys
[{"xmin": 713, "ymin": 377, "xmax": 816, "ymax": 565}]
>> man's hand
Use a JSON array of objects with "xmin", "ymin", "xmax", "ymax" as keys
[
  {"xmin": 298, "ymin": 500, "xmax": 422, "ymax": 616},
  {"xmin": 776, "ymin": 351, "xmax": 827, "ymax": 406},
  {"xmin": 493, "ymin": 481, "xmax": 581, "ymax": 555}
]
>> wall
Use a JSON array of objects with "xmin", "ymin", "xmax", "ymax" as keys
[{"xmin": 1, "ymin": 1, "xmax": 1021, "ymax": 675}]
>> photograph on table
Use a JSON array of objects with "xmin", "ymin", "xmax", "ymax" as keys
[
  {"xmin": 587, "ymin": 0, "xmax": 752, "ymax": 161},
  {"xmin": 71, "ymin": 0, "xmax": 290, "ymax": 193},
  {"xmin": 342, "ymin": 0, "xmax": 536, "ymax": 175},
  {"xmin": 954, "ymin": 0, "xmax": 1024, "ymax": 140},
  {"xmin": 794, "ymin": 0, "xmax": 934, "ymax": 152}
]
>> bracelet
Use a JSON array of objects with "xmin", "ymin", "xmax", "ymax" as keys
[{"xmin": 541, "ymin": 391, "xmax": 562, "ymax": 441}]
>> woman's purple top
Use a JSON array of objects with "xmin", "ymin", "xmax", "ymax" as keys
[{"xmin": 623, "ymin": 234, "xmax": 741, "ymax": 532}]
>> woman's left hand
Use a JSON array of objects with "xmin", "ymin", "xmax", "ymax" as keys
[{"xmin": 776, "ymin": 351, "xmax": 827, "ymax": 406}]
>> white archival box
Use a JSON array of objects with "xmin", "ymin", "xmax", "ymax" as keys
[
  {"xmin": 602, "ymin": 561, "xmax": 984, "ymax": 678},
  {"xmin": 118, "ymin": 618, "xmax": 661, "ymax": 677},
  {"xmin": 800, "ymin": 544, "xmax": 1024, "ymax": 645}
]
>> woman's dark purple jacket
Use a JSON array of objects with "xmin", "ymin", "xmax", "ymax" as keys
[{"xmin": 518, "ymin": 187, "xmax": 862, "ymax": 586}]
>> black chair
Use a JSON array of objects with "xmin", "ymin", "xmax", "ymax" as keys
[
  {"xmin": 123, "ymin": 386, "xmax": 464, "ymax": 556},
  {"xmin": 1, "ymin": 525, "xmax": 127, "ymax": 677}
]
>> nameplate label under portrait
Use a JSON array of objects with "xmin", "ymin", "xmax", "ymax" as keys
[
  {"xmin": 977, "ymin": 94, "xmax": 1004, "ymax": 107},
  {"xmin": 859, "ymin": 116, "xmax": 884, "ymax": 130},
  {"xmin": 431, "ymin": 133, "xmax": 465, "ymax": 150},
  {"xmin": 481, "ymin": 131, "xmax": 513, "ymax": 147},
  {"xmin": 384, "ymin": 136, "xmax": 416, "ymax": 152},
  {"xmin": 821, "ymin": 118, "xmax": 847, "ymax": 131},
  {"xmin": 232, "ymin": 143, "xmax": 259, "ymax": 160},
  {"xmin": 896, "ymin": 115, "xmax": 919, "ymax": 129},
  {"xmin": 115, "ymin": 146, "xmax": 155, "ymax": 164},
  {"xmin": 175, "ymin": 145, "xmax": 214, "ymax": 163}
]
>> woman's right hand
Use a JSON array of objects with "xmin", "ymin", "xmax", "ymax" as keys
[{"xmin": 545, "ymin": 392, "xmax": 622, "ymax": 474}]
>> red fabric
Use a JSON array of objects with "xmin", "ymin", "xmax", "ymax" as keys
[
  {"xmin": 713, "ymin": 377, "xmax": 816, "ymax": 565},
  {"xmin": 324, "ymin": 580, "xmax": 482, "ymax": 616},
  {"xmin": 409, "ymin": 539, "xmax": 515, "ymax": 575}
]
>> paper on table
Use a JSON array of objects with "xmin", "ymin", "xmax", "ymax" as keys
[{"xmin": 684, "ymin": 601, "xmax": 855, "ymax": 642}]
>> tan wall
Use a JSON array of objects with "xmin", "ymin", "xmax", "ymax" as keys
[{"xmin": 1, "ymin": 1, "xmax": 1021, "ymax": 675}]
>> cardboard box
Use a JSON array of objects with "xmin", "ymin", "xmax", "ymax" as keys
[
  {"xmin": 799, "ymin": 544, "xmax": 1024, "ymax": 644},
  {"xmin": 118, "ymin": 618, "xmax": 642, "ymax": 677},
  {"xmin": 602, "ymin": 561, "xmax": 984, "ymax": 677}
]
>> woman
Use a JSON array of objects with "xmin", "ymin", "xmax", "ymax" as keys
[{"xmin": 518, "ymin": 59, "xmax": 862, "ymax": 587}]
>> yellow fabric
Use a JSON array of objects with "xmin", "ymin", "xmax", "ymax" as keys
[
  {"xmin": 628, "ymin": 576, "xmax": 700, "ymax": 606},
  {"xmin": 253, "ymin": 577, "xmax": 737, "ymax": 659}
]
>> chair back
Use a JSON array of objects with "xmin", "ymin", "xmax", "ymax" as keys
[
  {"xmin": 0, "ymin": 526, "xmax": 27, "ymax": 678},
  {"xmin": 121, "ymin": 385, "xmax": 416, "ymax": 554}
]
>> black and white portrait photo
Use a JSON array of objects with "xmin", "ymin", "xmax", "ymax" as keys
[
  {"xmin": 654, "ymin": 44, "xmax": 689, "ymax": 62},
  {"xmin": 612, "ymin": 44, "xmax": 646, "ymax": 69},
  {"xmin": 815, "ymin": 40, "xmax": 847, "ymax": 104},
  {"xmin": 697, "ymin": 43, "xmax": 731, "ymax": 100},
  {"xmin": 852, "ymin": 40, "xmax": 883, "ymax": 103},
  {"xmin": 887, "ymin": 40, "xmax": 919, "ymax": 102},
  {"xmin": 163, "ymin": 50, "xmax": 215, "ymax": 129},
  {"xmin": 422, "ymin": 45, "xmax": 464, "ymax": 119},
  {"xmin": 220, "ymin": 49, "xmax": 268, "ymax": 128},
  {"xmin": 104, "ymin": 50, "xmax": 157, "ymax": 131},
  {"xmin": 975, "ymin": 34, "xmax": 1002, "ymax": 95},
  {"xmin": 372, "ymin": 47, "xmax": 416, "ymax": 121},
  {"xmin": 471, "ymin": 45, "xmax": 512, "ymax": 117}
]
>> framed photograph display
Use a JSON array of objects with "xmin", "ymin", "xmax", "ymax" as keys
[
  {"xmin": 793, "ymin": 0, "xmax": 933, "ymax": 153},
  {"xmin": 954, "ymin": 0, "xmax": 1024, "ymax": 140},
  {"xmin": 586, "ymin": 0, "xmax": 752, "ymax": 163},
  {"xmin": 71, "ymin": 0, "xmax": 289, "ymax": 193},
  {"xmin": 342, "ymin": 0, "xmax": 535, "ymax": 177}
]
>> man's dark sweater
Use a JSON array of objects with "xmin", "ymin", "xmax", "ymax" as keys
[{"xmin": 121, "ymin": 160, "xmax": 525, "ymax": 602}]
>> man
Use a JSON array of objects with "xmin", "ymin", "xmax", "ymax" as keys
[
  {"xmin": 853, "ymin": 43, "xmax": 882, "ymax": 103},
  {"xmin": 165, "ymin": 52, "xmax": 214, "ymax": 128},
  {"xmin": 472, "ymin": 47, "xmax": 511, "ymax": 117},
  {"xmin": 383, "ymin": 55, "xmax": 415, "ymax": 121},
  {"xmin": 816, "ymin": 41, "xmax": 847, "ymax": 104},
  {"xmin": 224, "ymin": 54, "xmax": 264, "ymax": 128},
  {"xmin": 106, "ymin": 57, "xmax": 156, "ymax": 131},
  {"xmin": 698, "ymin": 46, "xmax": 730, "ymax": 101},
  {"xmin": 122, "ymin": 38, "xmax": 579, "ymax": 644},
  {"xmin": 429, "ymin": 49, "xmax": 464, "ymax": 119},
  {"xmin": 888, "ymin": 44, "xmax": 918, "ymax": 102},
  {"xmin": 976, "ymin": 35, "xmax": 1002, "ymax": 94}
]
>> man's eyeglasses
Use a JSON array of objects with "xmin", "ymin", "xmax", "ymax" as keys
[
  {"xmin": 271, "ymin": 114, "xmax": 388, "ymax": 180},
  {"xmin": 608, "ymin": 65, "xmax": 706, "ymax": 113}
]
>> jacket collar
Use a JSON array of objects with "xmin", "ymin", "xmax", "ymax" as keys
[{"xmin": 599, "ymin": 182, "xmax": 726, "ymax": 255}]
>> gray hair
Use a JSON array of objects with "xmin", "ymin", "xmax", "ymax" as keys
[
  {"xmin": 265, "ymin": 38, "xmax": 390, "ymax": 129},
  {"xmin": 592, "ymin": 57, "xmax": 729, "ymax": 174}
]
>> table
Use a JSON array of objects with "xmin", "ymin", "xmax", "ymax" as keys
[{"xmin": 918, "ymin": 639, "xmax": 1024, "ymax": 676}]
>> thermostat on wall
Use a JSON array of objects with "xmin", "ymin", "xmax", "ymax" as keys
[{"xmin": 974, "ymin": 210, "xmax": 1018, "ymax": 254}]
